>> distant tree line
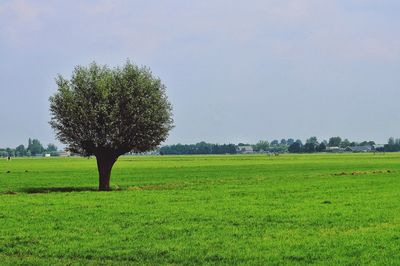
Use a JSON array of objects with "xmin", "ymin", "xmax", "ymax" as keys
[
  {"xmin": 384, "ymin": 138, "xmax": 400, "ymax": 152},
  {"xmin": 266, "ymin": 136, "xmax": 377, "ymax": 153},
  {"xmin": 0, "ymin": 138, "xmax": 58, "ymax": 157},
  {"xmin": 159, "ymin": 142, "xmax": 237, "ymax": 155},
  {"xmin": 249, "ymin": 136, "xmax": 381, "ymax": 154},
  {"xmin": 3, "ymin": 136, "xmax": 400, "ymax": 157},
  {"xmin": 159, "ymin": 136, "xmax": 397, "ymax": 155}
]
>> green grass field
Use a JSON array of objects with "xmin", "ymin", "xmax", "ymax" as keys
[{"xmin": 1, "ymin": 153, "xmax": 400, "ymax": 265}]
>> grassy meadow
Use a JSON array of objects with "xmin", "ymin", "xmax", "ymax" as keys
[{"xmin": 0, "ymin": 153, "xmax": 400, "ymax": 265}]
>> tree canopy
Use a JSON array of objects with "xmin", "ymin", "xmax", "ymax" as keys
[
  {"xmin": 49, "ymin": 61, "xmax": 173, "ymax": 190},
  {"xmin": 328, "ymin": 137, "xmax": 342, "ymax": 147}
]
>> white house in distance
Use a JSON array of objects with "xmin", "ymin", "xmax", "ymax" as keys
[
  {"xmin": 236, "ymin": 146, "xmax": 254, "ymax": 154},
  {"xmin": 57, "ymin": 151, "xmax": 71, "ymax": 157},
  {"xmin": 326, "ymin": 147, "xmax": 343, "ymax": 153}
]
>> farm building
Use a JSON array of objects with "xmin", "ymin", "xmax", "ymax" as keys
[
  {"xmin": 373, "ymin": 145, "xmax": 385, "ymax": 152},
  {"xmin": 345, "ymin": 146, "xmax": 373, "ymax": 152},
  {"xmin": 57, "ymin": 151, "xmax": 71, "ymax": 157},
  {"xmin": 236, "ymin": 146, "xmax": 254, "ymax": 154},
  {"xmin": 326, "ymin": 147, "xmax": 344, "ymax": 153}
]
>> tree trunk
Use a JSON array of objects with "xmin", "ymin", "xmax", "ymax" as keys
[{"xmin": 96, "ymin": 154, "xmax": 118, "ymax": 191}]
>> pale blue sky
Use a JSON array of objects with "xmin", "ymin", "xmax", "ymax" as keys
[{"xmin": 1, "ymin": 0, "xmax": 400, "ymax": 147}]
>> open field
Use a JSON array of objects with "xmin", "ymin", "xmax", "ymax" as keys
[{"xmin": 1, "ymin": 153, "xmax": 400, "ymax": 265}]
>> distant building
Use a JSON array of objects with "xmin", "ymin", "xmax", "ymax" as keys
[
  {"xmin": 44, "ymin": 153, "xmax": 51, "ymax": 157},
  {"xmin": 236, "ymin": 146, "xmax": 254, "ymax": 154},
  {"xmin": 346, "ymin": 146, "xmax": 373, "ymax": 152},
  {"xmin": 58, "ymin": 151, "xmax": 71, "ymax": 157},
  {"xmin": 326, "ymin": 147, "xmax": 344, "ymax": 153},
  {"xmin": 373, "ymin": 145, "xmax": 385, "ymax": 152}
]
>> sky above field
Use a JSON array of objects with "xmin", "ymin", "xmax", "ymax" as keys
[{"xmin": 1, "ymin": 0, "xmax": 400, "ymax": 147}]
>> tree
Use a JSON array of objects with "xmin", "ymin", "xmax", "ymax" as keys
[
  {"xmin": 317, "ymin": 142, "xmax": 326, "ymax": 152},
  {"xmin": 49, "ymin": 61, "xmax": 174, "ymax": 191},
  {"xmin": 328, "ymin": 137, "xmax": 342, "ymax": 147},
  {"xmin": 288, "ymin": 142, "xmax": 302, "ymax": 153},
  {"xmin": 28, "ymin": 139, "xmax": 44, "ymax": 156},
  {"xmin": 349, "ymin": 141, "xmax": 358, "ymax": 147},
  {"xmin": 159, "ymin": 142, "xmax": 237, "ymax": 155},
  {"xmin": 286, "ymin": 139, "xmax": 294, "ymax": 146},
  {"xmin": 253, "ymin": 140, "xmax": 269, "ymax": 152},
  {"xmin": 340, "ymin": 138, "xmax": 351, "ymax": 148},
  {"xmin": 15, "ymin": 145, "xmax": 26, "ymax": 157},
  {"xmin": 46, "ymin": 144, "xmax": 58, "ymax": 153},
  {"xmin": 295, "ymin": 139, "xmax": 303, "ymax": 145},
  {"xmin": 385, "ymin": 137, "xmax": 400, "ymax": 152},
  {"xmin": 270, "ymin": 140, "xmax": 279, "ymax": 146},
  {"xmin": 359, "ymin": 140, "xmax": 375, "ymax": 146},
  {"xmin": 303, "ymin": 143, "xmax": 316, "ymax": 153},
  {"xmin": 306, "ymin": 136, "xmax": 318, "ymax": 145},
  {"xmin": 238, "ymin": 143, "xmax": 250, "ymax": 146},
  {"xmin": 6, "ymin": 148, "xmax": 15, "ymax": 157}
]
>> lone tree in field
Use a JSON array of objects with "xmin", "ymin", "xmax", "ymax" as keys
[{"xmin": 49, "ymin": 61, "xmax": 173, "ymax": 191}]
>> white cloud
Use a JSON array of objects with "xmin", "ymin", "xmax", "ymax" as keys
[{"xmin": 0, "ymin": 0, "xmax": 50, "ymax": 46}]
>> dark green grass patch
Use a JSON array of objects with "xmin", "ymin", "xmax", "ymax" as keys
[{"xmin": 0, "ymin": 153, "xmax": 400, "ymax": 265}]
